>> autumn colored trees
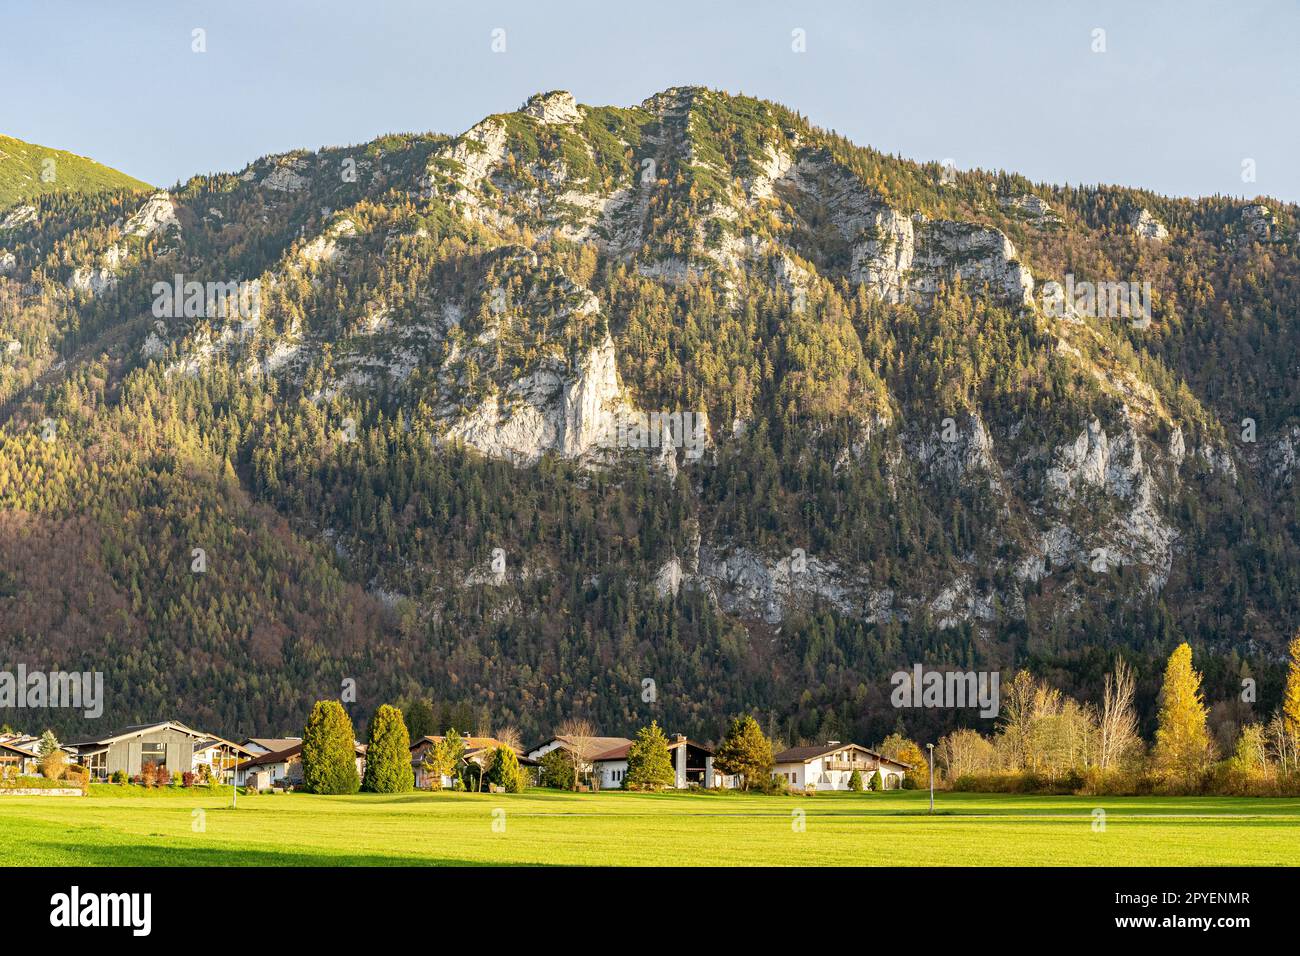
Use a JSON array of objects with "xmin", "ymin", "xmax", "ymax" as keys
[
  {"xmin": 934, "ymin": 642, "xmax": 1300, "ymax": 795},
  {"xmin": 1153, "ymin": 644, "xmax": 1213, "ymax": 785}
]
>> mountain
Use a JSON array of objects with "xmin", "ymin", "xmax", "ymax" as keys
[
  {"xmin": 0, "ymin": 134, "xmax": 151, "ymax": 211},
  {"xmin": 1, "ymin": 88, "xmax": 1297, "ymax": 746}
]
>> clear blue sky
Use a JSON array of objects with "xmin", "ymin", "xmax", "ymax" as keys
[{"xmin": 4, "ymin": 0, "xmax": 1298, "ymax": 201}]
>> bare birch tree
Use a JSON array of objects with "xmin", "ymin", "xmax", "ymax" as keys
[
  {"xmin": 937, "ymin": 728, "xmax": 995, "ymax": 783},
  {"xmin": 557, "ymin": 718, "xmax": 597, "ymax": 790},
  {"xmin": 494, "ymin": 725, "xmax": 522, "ymax": 753},
  {"xmin": 1098, "ymin": 658, "xmax": 1141, "ymax": 770}
]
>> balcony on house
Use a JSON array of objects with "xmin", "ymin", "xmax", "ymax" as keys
[{"xmin": 824, "ymin": 756, "xmax": 878, "ymax": 772}]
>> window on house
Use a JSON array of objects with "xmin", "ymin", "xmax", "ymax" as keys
[
  {"xmin": 84, "ymin": 751, "xmax": 107, "ymax": 777},
  {"xmin": 141, "ymin": 742, "xmax": 166, "ymax": 768}
]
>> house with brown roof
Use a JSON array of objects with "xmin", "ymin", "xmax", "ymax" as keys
[
  {"xmin": 526, "ymin": 734, "xmax": 634, "ymax": 764},
  {"xmin": 236, "ymin": 743, "xmax": 302, "ymax": 789},
  {"xmin": 235, "ymin": 740, "xmax": 366, "ymax": 789},
  {"xmin": 241, "ymin": 737, "xmax": 302, "ymax": 756},
  {"xmin": 0, "ymin": 738, "xmax": 45, "ymax": 776},
  {"xmin": 590, "ymin": 734, "xmax": 724, "ymax": 790},
  {"xmin": 771, "ymin": 741, "xmax": 911, "ymax": 791},
  {"xmin": 525, "ymin": 734, "xmax": 633, "ymax": 789}
]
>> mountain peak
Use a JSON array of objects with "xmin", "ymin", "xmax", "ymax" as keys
[
  {"xmin": 519, "ymin": 90, "xmax": 582, "ymax": 125},
  {"xmin": 640, "ymin": 85, "xmax": 711, "ymax": 114}
]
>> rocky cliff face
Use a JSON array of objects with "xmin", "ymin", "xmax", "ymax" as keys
[
  {"xmin": 444, "ymin": 333, "xmax": 635, "ymax": 465},
  {"xmin": 1131, "ymin": 207, "xmax": 1169, "ymax": 241},
  {"xmin": 123, "ymin": 191, "xmax": 180, "ymax": 239}
]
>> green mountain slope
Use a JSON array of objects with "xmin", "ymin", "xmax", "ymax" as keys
[
  {"xmin": 0, "ymin": 133, "xmax": 151, "ymax": 210},
  {"xmin": 0, "ymin": 89, "xmax": 1296, "ymax": 747}
]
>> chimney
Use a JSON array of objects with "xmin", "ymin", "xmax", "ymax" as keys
[
  {"xmin": 827, "ymin": 740, "xmax": 841, "ymax": 746},
  {"xmin": 674, "ymin": 734, "xmax": 686, "ymax": 743}
]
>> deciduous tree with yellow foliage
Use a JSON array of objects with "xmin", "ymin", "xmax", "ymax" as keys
[
  {"xmin": 1281, "ymin": 632, "xmax": 1300, "ymax": 772},
  {"xmin": 1153, "ymin": 643, "xmax": 1213, "ymax": 788}
]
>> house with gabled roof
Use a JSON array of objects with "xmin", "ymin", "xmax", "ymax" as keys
[
  {"xmin": 771, "ymin": 741, "xmax": 911, "ymax": 791},
  {"xmin": 235, "ymin": 739, "xmax": 366, "ymax": 789},
  {"xmin": 242, "ymin": 737, "xmax": 302, "ymax": 756},
  {"xmin": 526, "ymin": 734, "xmax": 632, "ymax": 764},
  {"xmin": 66, "ymin": 720, "xmax": 213, "ymax": 780},
  {"xmin": 590, "ymin": 734, "xmax": 723, "ymax": 790},
  {"xmin": 192, "ymin": 736, "xmax": 254, "ymax": 779},
  {"xmin": 525, "ymin": 734, "xmax": 633, "ymax": 789},
  {"xmin": 0, "ymin": 738, "xmax": 45, "ymax": 776},
  {"xmin": 235, "ymin": 743, "xmax": 303, "ymax": 788}
]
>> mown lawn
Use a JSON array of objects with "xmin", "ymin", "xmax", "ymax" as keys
[{"xmin": 1, "ymin": 787, "xmax": 1296, "ymax": 866}]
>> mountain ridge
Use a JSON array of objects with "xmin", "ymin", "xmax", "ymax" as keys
[
  {"xmin": 0, "ymin": 133, "xmax": 152, "ymax": 211},
  {"xmin": 0, "ymin": 87, "xmax": 1296, "ymax": 746}
]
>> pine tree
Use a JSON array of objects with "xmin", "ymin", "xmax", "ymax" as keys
[
  {"xmin": 301, "ymin": 699, "xmax": 360, "ymax": 795},
  {"xmin": 37, "ymin": 729, "xmax": 66, "ymax": 780},
  {"xmin": 714, "ymin": 715, "xmax": 774, "ymax": 790},
  {"xmin": 362, "ymin": 703, "xmax": 414, "ymax": 793},
  {"xmin": 485, "ymin": 745, "xmax": 525, "ymax": 793},
  {"xmin": 1153, "ymin": 643, "xmax": 1213, "ymax": 786},
  {"xmin": 403, "ymin": 698, "xmax": 437, "ymax": 742},
  {"xmin": 625, "ymin": 721, "xmax": 676, "ymax": 790},
  {"xmin": 540, "ymin": 748, "xmax": 576, "ymax": 790},
  {"xmin": 36, "ymin": 729, "xmax": 61, "ymax": 758},
  {"xmin": 847, "ymin": 768, "xmax": 864, "ymax": 791}
]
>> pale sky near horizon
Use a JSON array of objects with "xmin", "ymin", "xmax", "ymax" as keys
[{"xmin": 3, "ymin": 0, "xmax": 1298, "ymax": 201}]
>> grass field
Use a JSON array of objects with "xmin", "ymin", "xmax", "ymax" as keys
[{"xmin": 1, "ymin": 787, "xmax": 1297, "ymax": 866}]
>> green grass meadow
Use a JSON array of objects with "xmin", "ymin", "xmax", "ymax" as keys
[{"xmin": 2, "ymin": 787, "xmax": 1298, "ymax": 866}]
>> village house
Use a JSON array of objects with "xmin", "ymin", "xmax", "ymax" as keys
[
  {"xmin": 0, "ymin": 733, "xmax": 64, "ymax": 769},
  {"xmin": 589, "ymin": 734, "xmax": 724, "ymax": 790},
  {"xmin": 236, "ymin": 743, "xmax": 302, "ymax": 789},
  {"xmin": 771, "ymin": 741, "xmax": 911, "ymax": 790},
  {"xmin": 526, "ymin": 734, "xmax": 635, "ymax": 763},
  {"xmin": 66, "ymin": 720, "xmax": 215, "ymax": 780},
  {"xmin": 192, "ymin": 737, "xmax": 254, "ymax": 779},
  {"xmin": 241, "ymin": 737, "xmax": 302, "ymax": 756},
  {"xmin": 525, "ymin": 733, "xmax": 633, "ymax": 783},
  {"xmin": 0, "ymin": 738, "xmax": 45, "ymax": 775},
  {"xmin": 235, "ymin": 740, "xmax": 367, "ymax": 789}
]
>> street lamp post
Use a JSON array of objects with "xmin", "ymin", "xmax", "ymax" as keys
[{"xmin": 926, "ymin": 743, "xmax": 934, "ymax": 814}]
